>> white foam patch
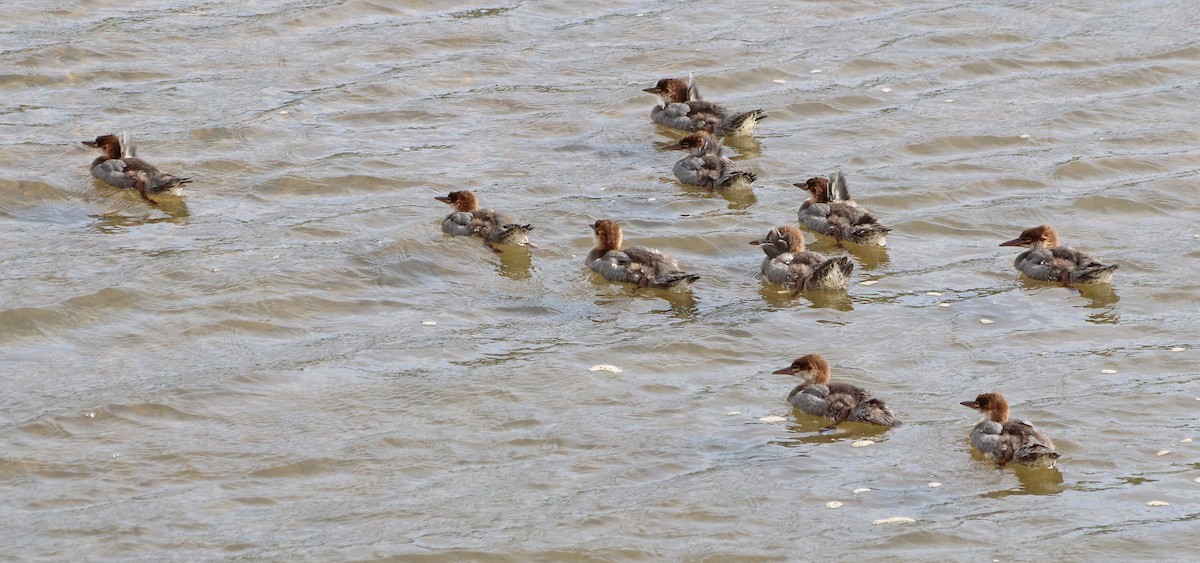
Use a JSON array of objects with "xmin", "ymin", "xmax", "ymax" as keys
[
  {"xmin": 826, "ymin": 501, "xmax": 842, "ymax": 508},
  {"xmin": 588, "ymin": 365, "xmax": 623, "ymax": 373},
  {"xmin": 851, "ymin": 440, "xmax": 874, "ymax": 448},
  {"xmin": 873, "ymin": 517, "xmax": 915, "ymax": 525},
  {"xmin": 759, "ymin": 415, "xmax": 787, "ymax": 423}
]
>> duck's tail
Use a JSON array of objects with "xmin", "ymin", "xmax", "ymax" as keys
[
  {"xmin": 717, "ymin": 170, "xmax": 757, "ymax": 190},
  {"xmin": 1072, "ymin": 263, "xmax": 1118, "ymax": 285},
  {"xmin": 490, "ymin": 223, "xmax": 534, "ymax": 246},
  {"xmin": 658, "ymin": 272, "xmax": 700, "ymax": 290},
  {"xmin": 147, "ymin": 175, "xmax": 192, "ymax": 194},
  {"xmin": 847, "ymin": 222, "xmax": 891, "ymax": 246},
  {"xmin": 721, "ymin": 109, "xmax": 766, "ymax": 136},
  {"xmin": 855, "ymin": 399, "xmax": 902, "ymax": 428},
  {"xmin": 1016, "ymin": 445, "xmax": 1060, "ymax": 467},
  {"xmin": 804, "ymin": 257, "xmax": 854, "ymax": 291}
]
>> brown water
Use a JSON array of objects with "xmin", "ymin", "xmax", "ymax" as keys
[{"xmin": 3, "ymin": 0, "xmax": 1199, "ymax": 559}]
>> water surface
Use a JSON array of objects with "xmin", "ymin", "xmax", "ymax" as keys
[{"xmin": 3, "ymin": 0, "xmax": 1200, "ymax": 559}]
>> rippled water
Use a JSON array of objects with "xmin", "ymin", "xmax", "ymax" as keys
[{"xmin": 3, "ymin": 0, "xmax": 1200, "ymax": 559}]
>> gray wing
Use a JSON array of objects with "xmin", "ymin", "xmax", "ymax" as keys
[
  {"xmin": 91, "ymin": 159, "xmax": 139, "ymax": 189},
  {"xmin": 686, "ymin": 72, "xmax": 702, "ymax": 101},
  {"xmin": 623, "ymin": 246, "xmax": 682, "ymax": 275},
  {"xmin": 798, "ymin": 203, "xmax": 834, "ymax": 234},
  {"xmin": 760, "ymin": 256, "xmax": 796, "ymax": 286},
  {"xmin": 828, "ymin": 171, "xmax": 852, "ymax": 202},
  {"xmin": 651, "ymin": 102, "xmax": 699, "ymax": 131},
  {"xmin": 120, "ymin": 131, "xmax": 136, "ymax": 158},
  {"xmin": 788, "ymin": 384, "xmax": 834, "ymax": 419},
  {"xmin": 589, "ymin": 250, "xmax": 642, "ymax": 285},
  {"xmin": 970, "ymin": 420, "xmax": 1008, "ymax": 459},
  {"xmin": 672, "ymin": 156, "xmax": 705, "ymax": 186},
  {"xmin": 442, "ymin": 211, "xmax": 474, "ymax": 236},
  {"xmin": 1014, "ymin": 248, "xmax": 1068, "ymax": 281}
]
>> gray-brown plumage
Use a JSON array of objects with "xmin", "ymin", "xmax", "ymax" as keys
[
  {"xmin": 750, "ymin": 226, "xmax": 853, "ymax": 293},
  {"xmin": 82, "ymin": 133, "xmax": 191, "ymax": 203},
  {"xmin": 586, "ymin": 219, "xmax": 699, "ymax": 290},
  {"xmin": 999, "ymin": 225, "xmax": 1117, "ymax": 285},
  {"xmin": 435, "ymin": 190, "xmax": 533, "ymax": 250},
  {"xmin": 795, "ymin": 172, "xmax": 890, "ymax": 246},
  {"xmin": 643, "ymin": 76, "xmax": 765, "ymax": 137},
  {"xmin": 661, "ymin": 131, "xmax": 756, "ymax": 190},
  {"xmin": 773, "ymin": 354, "xmax": 901, "ymax": 430},
  {"xmin": 960, "ymin": 392, "xmax": 1059, "ymax": 468}
]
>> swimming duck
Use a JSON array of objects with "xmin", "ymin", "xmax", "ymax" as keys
[
  {"xmin": 750, "ymin": 225, "xmax": 853, "ymax": 293},
  {"xmin": 773, "ymin": 354, "xmax": 901, "ymax": 431},
  {"xmin": 643, "ymin": 76, "xmax": 766, "ymax": 137},
  {"xmin": 82, "ymin": 133, "xmax": 191, "ymax": 203},
  {"xmin": 960, "ymin": 392, "xmax": 1059, "ymax": 468},
  {"xmin": 794, "ymin": 172, "xmax": 890, "ymax": 246},
  {"xmin": 435, "ymin": 190, "xmax": 533, "ymax": 250},
  {"xmin": 661, "ymin": 130, "xmax": 756, "ymax": 190},
  {"xmin": 999, "ymin": 225, "xmax": 1118, "ymax": 285},
  {"xmin": 586, "ymin": 219, "xmax": 699, "ymax": 289}
]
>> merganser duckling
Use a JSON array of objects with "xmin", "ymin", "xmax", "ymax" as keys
[
  {"xmin": 750, "ymin": 225, "xmax": 853, "ymax": 293},
  {"xmin": 773, "ymin": 354, "xmax": 901, "ymax": 431},
  {"xmin": 435, "ymin": 190, "xmax": 533, "ymax": 250},
  {"xmin": 661, "ymin": 130, "xmax": 756, "ymax": 190},
  {"xmin": 794, "ymin": 172, "xmax": 890, "ymax": 246},
  {"xmin": 999, "ymin": 225, "xmax": 1118, "ymax": 285},
  {"xmin": 960, "ymin": 392, "xmax": 1059, "ymax": 468},
  {"xmin": 643, "ymin": 76, "xmax": 766, "ymax": 137},
  {"xmin": 82, "ymin": 133, "xmax": 191, "ymax": 203},
  {"xmin": 586, "ymin": 219, "xmax": 699, "ymax": 289}
]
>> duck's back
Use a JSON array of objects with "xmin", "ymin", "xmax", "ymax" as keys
[
  {"xmin": 788, "ymin": 382, "xmax": 898, "ymax": 427},
  {"xmin": 970, "ymin": 419, "xmax": 1058, "ymax": 466},
  {"xmin": 651, "ymin": 102, "xmax": 702, "ymax": 131},
  {"xmin": 588, "ymin": 245, "xmax": 696, "ymax": 289},
  {"xmin": 442, "ymin": 211, "xmax": 474, "ymax": 236}
]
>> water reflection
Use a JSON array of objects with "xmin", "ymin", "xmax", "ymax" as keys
[
  {"xmin": 723, "ymin": 136, "xmax": 761, "ymax": 160},
  {"xmin": 1016, "ymin": 279, "xmax": 1121, "ymax": 324},
  {"xmin": 771, "ymin": 415, "xmax": 895, "ymax": 448},
  {"xmin": 588, "ymin": 277, "xmax": 700, "ymax": 319},
  {"xmin": 806, "ymin": 236, "xmax": 891, "ymax": 269},
  {"xmin": 90, "ymin": 198, "xmax": 190, "ymax": 233},
  {"xmin": 1077, "ymin": 284, "xmax": 1120, "ymax": 324},
  {"xmin": 967, "ymin": 451, "xmax": 1067, "ymax": 496},
  {"xmin": 650, "ymin": 289, "xmax": 699, "ymax": 318},
  {"xmin": 674, "ymin": 182, "xmax": 757, "ymax": 210},
  {"xmin": 757, "ymin": 284, "xmax": 853, "ymax": 311},
  {"xmin": 493, "ymin": 245, "xmax": 533, "ymax": 280}
]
